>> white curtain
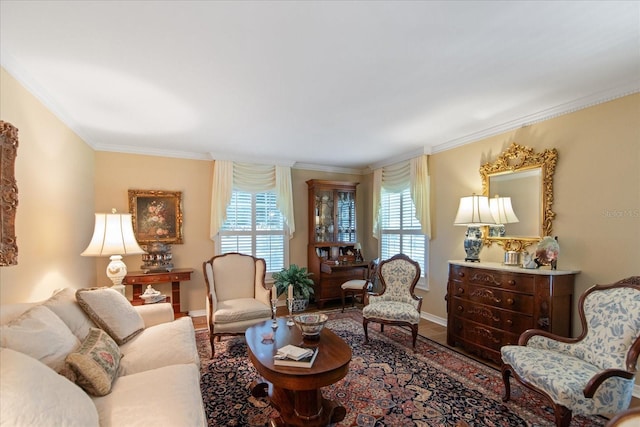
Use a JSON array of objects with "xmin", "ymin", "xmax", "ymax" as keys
[
  {"xmin": 209, "ymin": 161, "xmax": 296, "ymax": 239},
  {"xmin": 372, "ymin": 154, "xmax": 431, "ymax": 239}
]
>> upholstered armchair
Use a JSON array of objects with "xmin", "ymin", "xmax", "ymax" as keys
[
  {"xmin": 203, "ymin": 253, "xmax": 272, "ymax": 356},
  {"xmin": 501, "ymin": 276, "xmax": 640, "ymax": 427},
  {"xmin": 363, "ymin": 254, "xmax": 422, "ymax": 348}
]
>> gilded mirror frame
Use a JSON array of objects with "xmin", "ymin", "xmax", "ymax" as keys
[
  {"xmin": 1, "ymin": 121, "xmax": 19, "ymax": 266},
  {"xmin": 480, "ymin": 142, "xmax": 557, "ymax": 251}
]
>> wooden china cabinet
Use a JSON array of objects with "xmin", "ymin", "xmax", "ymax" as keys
[{"xmin": 306, "ymin": 180, "xmax": 368, "ymax": 309}]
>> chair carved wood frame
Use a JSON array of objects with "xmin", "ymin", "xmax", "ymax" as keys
[
  {"xmin": 363, "ymin": 253, "xmax": 423, "ymax": 348},
  {"xmin": 501, "ymin": 276, "xmax": 640, "ymax": 427},
  {"xmin": 203, "ymin": 252, "xmax": 272, "ymax": 356}
]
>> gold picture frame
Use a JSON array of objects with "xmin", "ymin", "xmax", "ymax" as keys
[
  {"xmin": 128, "ymin": 189, "xmax": 183, "ymax": 244},
  {"xmin": 1, "ymin": 121, "xmax": 19, "ymax": 266}
]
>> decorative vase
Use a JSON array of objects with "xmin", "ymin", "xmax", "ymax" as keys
[{"xmin": 292, "ymin": 299, "xmax": 308, "ymax": 312}]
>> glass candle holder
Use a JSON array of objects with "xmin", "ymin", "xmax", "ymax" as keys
[
  {"xmin": 286, "ymin": 298, "xmax": 294, "ymax": 326},
  {"xmin": 271, "ymin": 299, "xmax": 278, "ymax": 329}
]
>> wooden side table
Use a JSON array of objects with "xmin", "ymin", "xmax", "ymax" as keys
[{"xmin": 124, "ymin": 268, "xmax": 193, "ymax": 318}]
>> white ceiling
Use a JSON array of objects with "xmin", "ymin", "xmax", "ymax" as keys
[{"xmin": 1, "ymin": 1, "xmax": 638, "ymax": 171}]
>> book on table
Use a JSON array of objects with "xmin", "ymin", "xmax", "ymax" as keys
[{"xmin": 273, "ymin": 344, "xmax": 319, "ymax": 368}]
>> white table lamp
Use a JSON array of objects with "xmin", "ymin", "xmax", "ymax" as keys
[
  {"xmin": 82, "ymin": 209, "xmax": 146, "ymax": 294},
  {"xmin": 454, "ymin": 195, "xmax": 495, "ymax": 262}
]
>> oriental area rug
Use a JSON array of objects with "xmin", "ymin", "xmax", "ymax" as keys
[{"xmin": 197, "ymin": 309, "xmax": 606, "ymax": 426}]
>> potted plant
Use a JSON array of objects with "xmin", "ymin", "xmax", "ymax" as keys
[{"xmin": 272, "ymin": 264, "xmax": 314, "ymax": 312}]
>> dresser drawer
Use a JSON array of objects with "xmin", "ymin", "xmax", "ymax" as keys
[
  {"xmin": 451, "ymin": 316, "xmax": 521, "ymax": 353},
  {"xmin": 124, "ymin": 271, "xmax": 190, "ymax": 285},
  {"xmin": 466, "ymin": 268, "xmax": 534, "ymax": 294},
  {"xmin": 452, "ymin": 283, "xmax": 534, "ymax": 313},
  {"xmin": 450, "ymin": 297, "xmax": 534, "ymax": 332}
]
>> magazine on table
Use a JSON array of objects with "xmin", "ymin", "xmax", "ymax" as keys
[{"xmin": 273, "ymin": 344, "xmax": 319, "ymax": 368}]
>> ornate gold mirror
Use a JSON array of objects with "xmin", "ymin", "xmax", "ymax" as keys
[
  {"xmin": 1, "ymin": 121, "xmax": 19, "ymax": 266},
  {"xmin": 480, "ymin": 142, "xmax": 557, "ymax": 251}
]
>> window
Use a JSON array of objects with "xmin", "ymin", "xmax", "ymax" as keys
[
  {"xmin": 218, "ymin": 190, "xmax": 287, "ymax": 275},
  {"xmin": 379, "ymin": 187, "xmax": 428, "ymax": 288}
]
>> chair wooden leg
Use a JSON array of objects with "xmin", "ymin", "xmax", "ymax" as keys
[
  {"xmin": 501, "ymin": 365, "xmax": 512, "ymax": 402},
  {"xmin": 554, "ymin": 404, "xmax": 572, "ymax": 427},
  {"xmin": 209, "ymin": 330, "xmax": 215, "ymax": 357},
  {"xmin": 411, "ymin": 324, "xmax": 418, "ymax": 348},
  {"xmin": 363, "ymin": 318, "xmax": 369, "ymax": 343},
  {"xmin": 341, "ymin": 290, "xmax": 346, "ymax": 313}
]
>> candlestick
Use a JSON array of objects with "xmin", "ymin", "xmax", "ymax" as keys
[
  {"xmin": 270, "ymin": 286, "xmax": 278, "ymax": 329},
  {"xmin": 286, "ymin": 298, "xmax": 294, "ymax": 326},
  {"xmin": 288, "ymin": 284, "xmax": 293, "ymax": 300}
]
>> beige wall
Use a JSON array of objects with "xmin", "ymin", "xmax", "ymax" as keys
[
  {"xmin": 92, "ymin": 152, "xmax": 214, "ymax": 312},
  {"xmin": 425, "ymin": 94, "xmax": 640, "ymax": 332},
  {"xmin": 2, "ymin": 63, "xmax": 638, "ymax": 335},
  {"xmin": 0, "ymin": 68, "xmax": 96, "ymax": 303}
]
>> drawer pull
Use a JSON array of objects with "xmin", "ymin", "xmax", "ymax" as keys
[
  {"xmin": 458, "ymin": 272, "xmax": 465, "ymax": 278},
  {"xmin": 507, "ymin": 280, "xmax": 516, "ymax": 286},
  {"xmin": 507, "ymin": 298, "xmax": 514, "ymax": 305},
  {"xmin": 456, "ymin": 305, "xmax": 463, "ymax": 313},
  {"xmin": 506, "ymin": 319, "xmax": 513, "ymax": 326},
  {"xmin": 457, "ymin": 287, "xmax": 464, "ymax": 295}
]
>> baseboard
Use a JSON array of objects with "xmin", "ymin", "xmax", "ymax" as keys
[
  {"xmin": 420, "ymin": 310, "xmax": 446, "ymax": 327},
  {"xmin": 418, "ymin": 310, "xmax": 640, "ymax": 400},
  {"xmin": 188, "ymin": 309, "xmax": 207, "ymax": 317}
]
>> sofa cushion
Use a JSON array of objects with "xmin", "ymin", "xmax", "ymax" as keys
[
  {"xmin": 43, "ymin": 287, "xmax": 97, "ymax": 341},
  {"xmin": 0, "ymin": 304, "xmax": 80, "ymax": 373},
  {"xmin": 118, "ymin": 316, "xmax": 199, "ymax": 376},
  {"xmin": 0, "ymin": 347, "xmax": 99, "ymax": 426},
  {"xmin": 66, "ymin": 328, "xmax": 121, "ymax": 396},
  {"xmin": 76, "ymin": 287, "xmax": 145, "ymax": 345},
  {"xmin": 92, "ymin": 363, "xmax": 206, "ymax": 427},
  {"xmin": 213, "ymin": 298, "xmax": 272, "ymax": 324}
]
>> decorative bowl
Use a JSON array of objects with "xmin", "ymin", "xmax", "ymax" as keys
[{"xmin": 293, "ymin": 313, "xmax": 328, "ymax": 339}]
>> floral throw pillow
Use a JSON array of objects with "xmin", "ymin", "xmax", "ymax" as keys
[{"xmin": 66, "ymin": 327, "xmax": 121, "ymax": 396}]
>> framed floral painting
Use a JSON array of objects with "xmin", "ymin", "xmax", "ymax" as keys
[{"xmin": 128, "ymin": 189, "xmax": 183, "ymax": 244}]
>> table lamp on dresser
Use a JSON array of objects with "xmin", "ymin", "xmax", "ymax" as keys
[{"xmin": 453, "ymin": 194, "xmax": 495, "ymax": 262}]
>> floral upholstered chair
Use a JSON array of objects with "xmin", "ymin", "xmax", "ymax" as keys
[
  {"xmin": 362, "ymin": 254, "xmax": 422, "ymax": 348},
  {"xmin": 501, "ymin": 276, "xmax": 640, "ymax": 427},
  {"xmin": 203, "ymin": 253, "xmax": 272, "ymax": 356}
]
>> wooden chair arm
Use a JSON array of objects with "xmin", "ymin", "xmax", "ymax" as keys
[{"xmin": 584, "ymin": 369, "xmax": 635, "ymax": 398}]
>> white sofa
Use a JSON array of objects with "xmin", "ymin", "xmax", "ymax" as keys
[{"xmin": 0, "ymin": 287, "xmax": 206, "ymax": 426}]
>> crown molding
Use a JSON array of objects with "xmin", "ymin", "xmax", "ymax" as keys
[
  {"xmin": 292, "ymin": 162, "xmax": 366, "ymax": 175},
  {"xmin": 94, "ymin": 143, "xmax": 211, "ymax": 161},
  {"xmin": 367, "ymin": 146, "xmax": 431, "ymax": 171},
  {"xmin": 208, "ymin": 152, "xmax": 296, "ymax": 167},
  {"xmin": 431, "ymin": 81, "xmax": 640, "ymax": 154}
]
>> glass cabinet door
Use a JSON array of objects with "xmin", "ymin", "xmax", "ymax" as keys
[
  {"xmin": 336, "ymin": 190, "xmax": 355, "ymax": 243},
  {"xmin": 314, "ymin": 190, "xmax": 334, "ymax": 242}
]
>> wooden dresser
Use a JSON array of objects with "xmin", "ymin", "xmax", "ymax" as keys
[{"xmin": 446, "ymin": 260, "xmax": 578, "ymax": 364}]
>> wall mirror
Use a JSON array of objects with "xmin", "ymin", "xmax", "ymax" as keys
[
  {"xmin": 1, "ymin": 121, "xmax": 19, "ymax": 266},
  {"xmin": 480, "ymin": 142, "xmax": 557, "ymax": 251}
]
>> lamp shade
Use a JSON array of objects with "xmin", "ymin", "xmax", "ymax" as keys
[
  {"xmin": 453, "ymin": 195, "xmax": 495, "ymax": 226},
  {"xmin": 490, "ymin": 196, "xmax": 519, "ymax": 225},
  {"xmin": 81, "ymin": 212, "xmax": 146, "ymax": 257}
]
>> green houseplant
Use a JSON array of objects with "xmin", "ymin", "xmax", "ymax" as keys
[{"xmin": 272, "ymin": 264, "xmax": 314, "ymax": 311}]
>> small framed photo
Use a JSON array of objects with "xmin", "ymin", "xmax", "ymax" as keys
[{"xmin": 128, "ymin": 189, "xmax": 183, "ymax": 244}]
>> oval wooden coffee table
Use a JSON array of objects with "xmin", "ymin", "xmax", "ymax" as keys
[{"xmin": 245, "ymin": 317, "xmax": 352, "ymax": 427}]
